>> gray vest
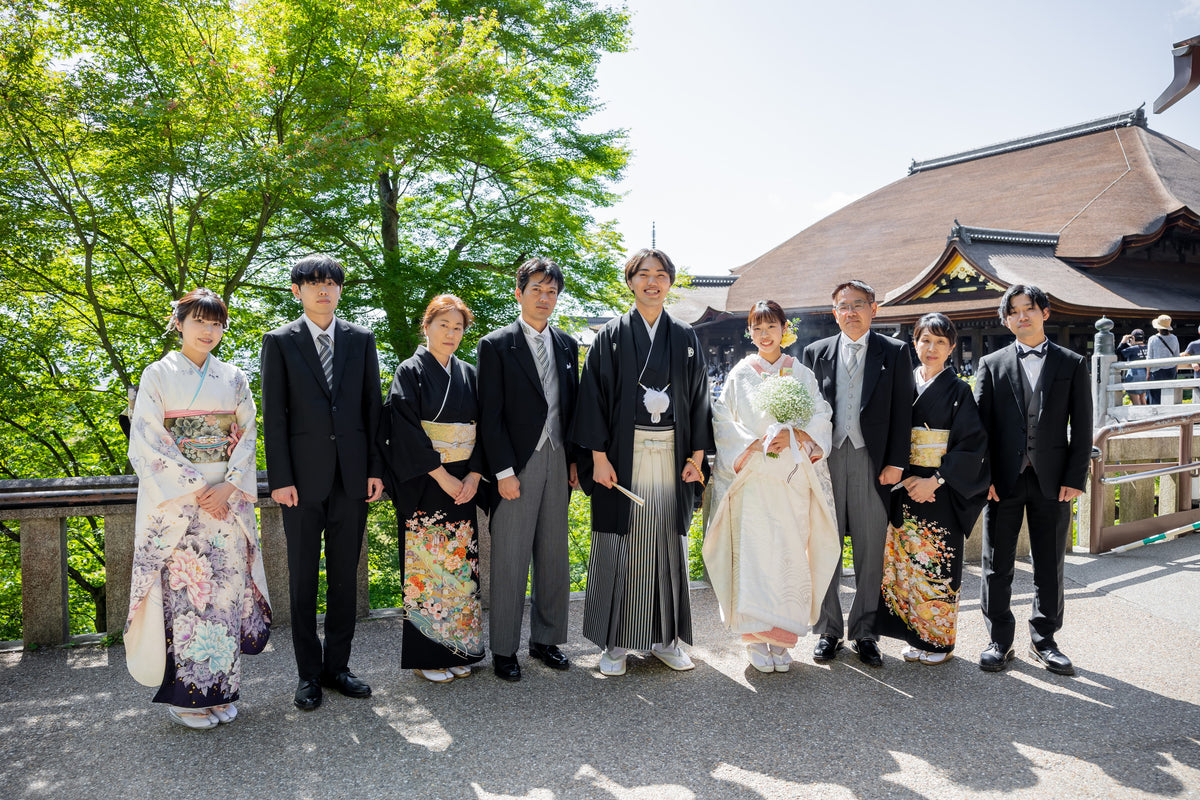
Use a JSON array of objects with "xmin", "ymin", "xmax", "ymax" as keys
[
  {"xmin": 535, "ymin": 334, "xmax": 562, "ymax": 451},
  {"xmin": 834, "ymin": 344, "xmax": 867, "ymax": 449},
  {"xmin": 1020, "ymin": 364, "xmax": 1043, "ymax": 472}
]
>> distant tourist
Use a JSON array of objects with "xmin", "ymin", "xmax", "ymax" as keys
[
  {"xmin": 1118, "ymin": 329, "xmax": 1148, "ymax": 405},
  {"xmin": 1184, "ymin": 324, "xmax": 1200, "ymax": 402},
  {"xmin": 876, "ymin": 313, "xmax": 988, "ymax": 665},
  {"xmin": 476, "ymin": 259, "xmax": 580, "ymax": 683},
  {"xmin": 261, "ymin": 254, "xmax": 384, "ymax": 711},
  {"xmin": 571, "ymin": 248, "xmax": 713, "ymax": 677},
  {"xmin": 704, "ymin": 300, "xmax": 841, "ymax": 673},
  {"xmin": 125, "ymin": 288, "xmax": 270, "ymax": 729},
  {"xmin": 381, "ymin": 294, "xmax": 486, "ymax": 684},
  {"xmin": 1146, "ymin": 315, "xmax": 1180, "ymax": 405},
  {"xmin": 974, "ymin": 285, "xmax": 1091, "ymax": 676},
  {"xmin": 801, "ymin": 280, "xmax": 914, "ymax": 669}
]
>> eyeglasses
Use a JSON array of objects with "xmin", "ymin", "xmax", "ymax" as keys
[{"xmin": 834, "ymin": 300, "xmax": 871, "ymax": 314}]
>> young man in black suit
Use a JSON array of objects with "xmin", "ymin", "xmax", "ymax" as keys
[
  {"xmin": 261, "ymin": 254, "xmax": 385, "ymax": 710},
  {"xmin": 802, "ymin": 280, "xmax": 913, "ymax": 668},
  {"xmin": 974, "ymin": 285, "xmax": 1091, "ymax": 676},
  {"xmin": 476, "ymin": 258, "xmax": 580, "ymax": 682}
]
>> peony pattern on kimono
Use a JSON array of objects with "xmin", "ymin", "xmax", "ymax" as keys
[
  {"xmin": 403, "ymin": 511, "xmax": 484, "ymax": 658},
  {"xmin": 881, "ymin": 510, "xmax": 958, "ymax": 647},
  {"xmin": 161, "ymin": 526, "xmax": 264, "ymax": 696}
]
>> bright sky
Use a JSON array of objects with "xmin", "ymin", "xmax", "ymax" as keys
[{"xmin": 589, "ymin": 0, "xmax": 1200, "ymax": 275}]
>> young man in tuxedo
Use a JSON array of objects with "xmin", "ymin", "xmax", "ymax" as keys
[
  {"xmin": 974, "ymin": 285, "xmax": 1090, "ymax": 676},
  {"xmin": 476, "ymin": 258, "xmax": 580, "ymax": 682},
  {"xmin": 802, "ymin": 280, "xmax": 913, "ymax": 668},
  {"xmin": 261, "ymin": 254, "xmax": 384, "ymax": 710}
]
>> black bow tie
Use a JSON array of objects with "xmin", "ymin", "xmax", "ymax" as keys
[{"xmin": 1018, "ymin": 346, "xmax": 1046, "ymax": 360}]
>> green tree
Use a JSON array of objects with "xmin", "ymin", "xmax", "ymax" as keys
[{"xmin": 0, "ymin": 0, "xmax": 631, "ymax": 635}]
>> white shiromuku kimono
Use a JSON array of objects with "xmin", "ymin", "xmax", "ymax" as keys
[
  {"xmin": 125, "ymin": 351, "xmax": 270, "ymax": 707},
  {"xmin": 703, "ymin": 353, "xmax": 841, "ymax": 646}
]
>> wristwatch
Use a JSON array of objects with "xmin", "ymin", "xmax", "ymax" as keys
[{"xmin": 934, "ymin": 472, "xmax": 945, "ymax": 485}]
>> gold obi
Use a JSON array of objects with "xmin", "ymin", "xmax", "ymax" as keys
[
  {"xmin": 909, "ymin": 427, "xmax": 949, "ymax": 468},
  {"xmin": 421, "ymin": 420, "xmax": 475, "ymax": 463}
]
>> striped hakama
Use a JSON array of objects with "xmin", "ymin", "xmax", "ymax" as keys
[{"xmin": 582, "ymin": 427, "xmax": 693, "ymax": 650}]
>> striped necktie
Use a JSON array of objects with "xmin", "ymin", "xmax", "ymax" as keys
[
  {"xmin": 534, "ymin": 334, "xmax": 551, "ymax": 385},
  {"xmin": 846, "ymin": 342, "xmax": 863, "ymax": 375},
  {"xmin": 317, "ymin": 332, "xmax": 333, "ymax": 388}
]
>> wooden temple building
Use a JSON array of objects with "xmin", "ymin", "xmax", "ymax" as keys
[{"xmin": 675, "ymin": 107, "xmax": 1200, "ymax": 372}]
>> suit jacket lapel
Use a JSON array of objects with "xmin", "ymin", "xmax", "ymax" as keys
[
  {"xmin": 290, "ymin": 319, "xmax": 331, "ymax": 398},
  {"xmin": 1003, "ymin": 345, "xmax": 1024, "ymax": 413},
  {"xmin": 330, "ymin": 319, "xmax": 352, "ymax": 397},
  {"xmin": 509, "ymin": 321, "xmax": 546, "ymax": 399},
  {"xmin": 552, "ymin": 327, "xmax": 574, "ymax": 408},
  {"xmin": 859, "ymin": 332, "xmax": 884, "ymax": 410}
]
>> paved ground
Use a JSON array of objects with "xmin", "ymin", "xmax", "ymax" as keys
[{"xmin": 2, "ymin": 536, "xmax": 1199, "ymax": 800}]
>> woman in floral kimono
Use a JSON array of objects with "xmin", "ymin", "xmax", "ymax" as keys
[
  {"xmin": 125, "ymin": 289, "xmax": 270, "ymax": 729},
  {"xmin": 381, "ymin": 295, "xmax": 486, "ymax": 684},
  {"xmin": 877, "ymin": 312, "xmax": 988, "ymax": 664},
  {"xmin": 704, "ymin": 300, "xmax": 842, "ymax": 673}
]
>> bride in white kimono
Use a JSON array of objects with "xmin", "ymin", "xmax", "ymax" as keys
[
  {"xmin": 125, "ymin": 289, "xmax": 270, "ymax": 729},
  {"xmin": 704, "ymin": 300, "xmax": 842, "ymax": 673}
]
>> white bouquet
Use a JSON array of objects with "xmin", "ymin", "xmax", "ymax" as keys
[{"xmin": 751, "ymin": 374, "xmax": 815, "ymax": 460}]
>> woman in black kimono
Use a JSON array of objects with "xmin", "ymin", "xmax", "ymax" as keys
[
  {"xmin": 382, "ymin": 294, "xmax": 486, "ymax": 683},
  {"xmin": 571, "ymin": 248, "xmax": 713, "ymax": 677},
  {"xmin": 878, "ymin": 313, "xmax": 989, "ymax": 664}
]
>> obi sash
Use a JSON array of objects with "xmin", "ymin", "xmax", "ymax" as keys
[
  {"xmin": 909, "ymin": 427, "xmax": 949, "ymax": 468},
  {"xmin": 164, "ymin": 410, "xmax": 241, "ymax": 464},
  {"xmin": 421, "ymin": 420, "xmax": 475, "ymax": 463}
]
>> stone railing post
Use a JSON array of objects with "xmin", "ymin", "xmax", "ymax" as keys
[
  {"xmin": 1092, "ymin": 317, "xmax": 1116, "ymax": 426},
  {"xmin": 21, "ymin": 516, "xmax": 69, "ymax": 647},
  {"xmin": 104, "ymin": 512, "xmax": 136, "ymax": 638},
  {"xmin": 258, "ymin": 504, "xmax": 290, "ymax": 629}
]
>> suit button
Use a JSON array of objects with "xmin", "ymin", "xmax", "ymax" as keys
[
  {"xmin": 332, "ymin": 406, "xmax": 338, "ymax": 412},
  {"xmin": 329, "ymin": 435, "xmax": 336, "ymax": 440}
]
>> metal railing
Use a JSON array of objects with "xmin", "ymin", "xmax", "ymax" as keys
[{"xmin": 1087, "ymin": 411, "xmax": 1200, "ymax": 553}]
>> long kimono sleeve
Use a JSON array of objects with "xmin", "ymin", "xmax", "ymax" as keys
[
  {"xmin": 713, "ymin": 368, "xmax": 759, "ymax": 461},
  {"xmin": 127, "ymin": 363, "xmax": 207, "ymax": 508},
  {"xmin": 571, "ymin": 327, "xmax": 614, "ymax": 455},
  {"xmin": 796, "ymin": 365, "xmax": 833, "ymax": 458},
  {"xmin": 384, "ymin": 363, "xmax": 443, "ymax": 485},
  {"xmin": 569, "ymin": 326, "xmax": 616, "ymax": 495},
  {"xmin": 940, "ymin": 379, "xmax": 990, "ymax": 536},
  {"xmin": 222, "ymin": 368, "xmax": 259, "ymax": 501},
  {"xmin": 685, "ymin": 327, "xmax": 714, "ymax": 455}
]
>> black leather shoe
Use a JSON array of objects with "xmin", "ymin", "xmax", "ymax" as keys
[
  {"xmin": 529, "ymin": 642, "xmax": 570, "ymax": 671},
  {"xmin": 1028, "ymin": 644, "xmax": 1075, "ymax": 676},
  {"xmin": 493, "ymin": 653, "xmax": 521, "ymax": 682},
  {"xmin": 853, "ymin": 639, "xmax": 883, "ymax": 667},
  {"xmin": 979, "ymin": 642, "xmax": 1016, "ymax": 672},
  {"xmin": 812, "ymin": 635, "xmax": 842, "ymax": 663},
  {"xmin": 319, "ymin": 670, "xmax": 372, "ymax": 698},
  {"xmin": 294, "ymin": 679, "xmax": 322, "ymax": 711}
]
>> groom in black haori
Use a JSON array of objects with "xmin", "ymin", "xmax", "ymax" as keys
[{"xmin": 571, "ymin": 248, "xmax": 713, "ymax": 677}]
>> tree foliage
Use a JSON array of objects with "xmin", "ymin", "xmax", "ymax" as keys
[{"xmin": 0, "ymin": 0, "xmax": 631, "ymax": 635}]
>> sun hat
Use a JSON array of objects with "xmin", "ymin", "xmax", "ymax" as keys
[{"xmin": 1152, "ymin": 314, "xmax": 1173, "ymax": 331}]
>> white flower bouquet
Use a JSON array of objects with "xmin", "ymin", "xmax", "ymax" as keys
[{"xmin": 751, "ymin": 374, "xmax": 815, "ymax": 459}]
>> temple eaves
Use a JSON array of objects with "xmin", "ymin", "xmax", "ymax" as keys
[{"xmin": 909, "ymin": 107, "xmax": 1147, "ymax": 175}]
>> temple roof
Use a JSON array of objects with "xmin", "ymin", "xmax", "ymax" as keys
[{"xmin": 725, "ymin": 108, "xmax": 1200, "ymax": 316}]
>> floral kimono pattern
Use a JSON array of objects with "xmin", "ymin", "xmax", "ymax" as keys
[{"xmin": 125, "ymin": 351, "xmax": 270, "ymax": 707}]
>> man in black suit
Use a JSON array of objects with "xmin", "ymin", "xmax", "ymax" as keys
[
  {"xmin": 261, "ymin": 254, "xmax": 384, "ymax": 710},
  {"xmin": 802, "ymin": 280, "xmax": 913, "ymax": 668},
  {"xmin": 477, "ymin": 258, "xmax": 580, "ymax": 682},
  {"xmin": 974, "ymin": 285, "xmax": 1091, "ymax": 676}
]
